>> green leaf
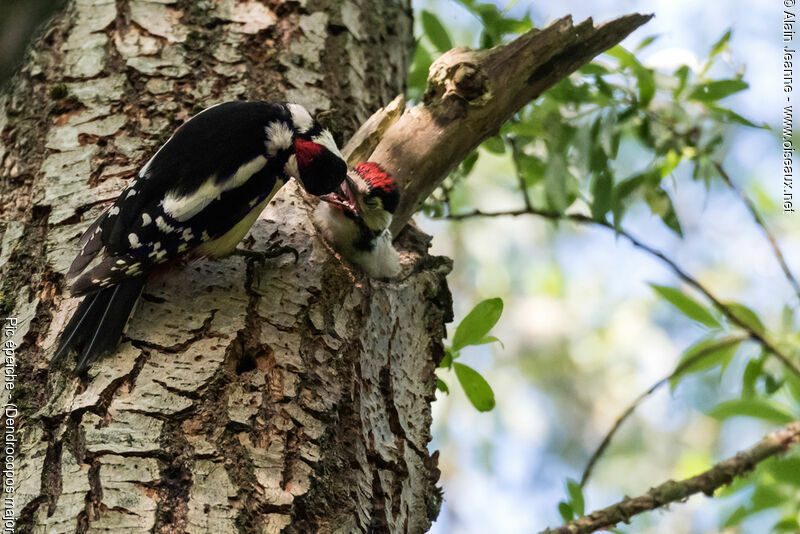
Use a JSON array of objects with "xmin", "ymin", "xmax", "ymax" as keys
[
  {"xmin": 590, "ymin": 171, "xmax": 613, "ymax": 221},
  {"xmin": 598, "ymin": 109, "xmax": 618, "ymax": 158},
  {"xmin": 774, "ymin": 517, "xmax": 800, "ymax": 532},
  {"xmin": 768, "ymin": 457, "xmax": 800, "ymax": 485},
  {"xmin": 545, "ymin": 151, "xmax": 569, "ymax": 212},
  {"xmin": 439, "ymin": 348, "xmax": 454, "ymax": 369},
  {"xmin": 708, "ymin": 105, "xmax": 766, "ymax": 129},
  {"xmin": 453, "ymin": 362, "xmax": 496, "ymax": 412},
  {"xmin": 709, "ymin": 29, "xmax": 732, "ymax": 59},
  {"xmin": 605, "ymin": 45, "xmax": 654, "ymax": 106},
  {"xmin": 723, "ymin": 505, "xmax": 749, "ymax": 528},
  {"xmin": 636, "ymin": 67, "xmax": 656, "ymax": 107},
  {"xmin": 708, "ymin": 398, "xmax": 796, "ymax": 424},
  {"xmin": 644, "ymin": 188, "xmax": 683, "ymax": 237},
  {"xmin": 741, "ymin": 357, "xmax": 765, "ymax": 398},
  {"xmin": 669, "ymin": 337, "xmax": 742, "ymax": 389},
  {"xmin": 436, "ymin": 378, "xmax": 450, "ymax": 394},
  {"xmin": 407, "ymin": 43, "xmax": 433, "ymax": 94},
  {"xmin": 482, "ymin": 135, "xmax": 506, "ymax": 154},
  {"xmin": 636, "ymin": 34, "xmax": 660, "ymax": 51},
  {"xmin": 688, "ymin": 80, "xmax": 748, "ymax": 102},
  {"xmin": 724, "ymin": 302, "xmax": 766, "ymax": 336},
  {"xmin": 461, "ymin": 151, "xmax": 479, "ymax": 175},
  {"xmin": 579, "ymin": 63, "xmax": 610, "ymax": 76},
  {"xmin": 476, "ymin": 335, "xmax": 504, "ymax": 349},
  {"xmin": 786, "ymin": 373, "xmax": 800, "ymax": 404},
  {"xmin": 650, "ymin": 284, "xmax": 721, "ymax": 328},
  {"xmin": 566, "ymin": 479, "xmax": 585, "ymax": 516},
  {"xmin": 674, "ymin": 66, "xmax": 690, "ymax": 97},
  {"xmin": 452, "ymin": 298, "xmax": 504, "ymax": 351},
  {"xmin": 660, "ymin": 150, "xmax": 682, "ymax": 178},
  {"xmin": 558, "ymin": 502, "xmax": 574, "ymax": 522},
  {"xmin": 421, "ymin": 10, "xmax": 453, "ymax": 53}
]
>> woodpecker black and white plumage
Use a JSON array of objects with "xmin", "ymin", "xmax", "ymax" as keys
[
  {"xmin": 314, "ymin": 162, "xmax": 401, "ymax": 279},
  {"xmin": 53, "ymin": 101, "xmax": 347, "ymax": 374}
]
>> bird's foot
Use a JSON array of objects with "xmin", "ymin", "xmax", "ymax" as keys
[{"xmin": 235, "ymin": 243, "xmax": 300, "ymax": 296}]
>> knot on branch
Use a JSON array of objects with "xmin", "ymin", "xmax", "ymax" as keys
[{"xmin": 424, "ymin": 49, "xmax": 491, "ymax": 113}]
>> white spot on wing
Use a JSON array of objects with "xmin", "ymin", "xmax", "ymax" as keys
[
  {"xmin": 287, "ymin": 103, "xmax": 314, "ymax": 133},
  {"xmin": 141, "ymin": 213, "xmax": 152, "ymax": 226},
  {"xmin": 108, "ymin": 206, "xmax": 120, "ymax": 216},
  {"xmin": 162, "ymin": 155, "xmax": 267, "ymax": 222},
  {"xmin": 264, "ymin": 121, "xmax": 294, "ymax": 156},
  {"xmin": 155, "ymin": 216, "xmax": 175, "ymax": 233},
  {"xmin": 128, "ymin": 233, "xmax": 141, "ymax": 248}
]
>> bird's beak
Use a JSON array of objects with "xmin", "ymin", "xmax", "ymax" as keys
[{"xmin": 321, "ymin": 174, "xmax": 358, "ymax": 214}]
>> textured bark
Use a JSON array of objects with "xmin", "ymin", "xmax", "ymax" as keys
[
  {"xmin": 0, "ymin": 1, "xmax": 451, "ymax": 532},
  {"xmin": 0, "ymin": 2, "xmax": 650, "ymax": 532},
  {"xmin": 380, "ymin": 14, "xmax": 653, "ymax": 234}
]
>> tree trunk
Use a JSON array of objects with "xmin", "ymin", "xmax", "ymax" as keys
[{"xmin": 1, "ymin": 1, "xmax": 451, "ymax": 533}]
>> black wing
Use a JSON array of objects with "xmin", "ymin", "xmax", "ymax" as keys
[{"xmin": 68, "ymin": 101, "xmax": 295, "ymax": 296}]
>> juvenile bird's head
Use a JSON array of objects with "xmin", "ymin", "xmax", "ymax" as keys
[
  {"xmin": 283, "ymin": 104, "xmax": 347, "ymax": 196},
  {"xmin": 314, "ymin": 162, "xmax": 401, "ymax": 279},
  {"xmin": 323, "ymin": 162, "xmax": 399, "ymax": 231}
]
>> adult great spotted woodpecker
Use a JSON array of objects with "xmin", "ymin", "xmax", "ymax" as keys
[
  {"xmin": 53, "ymin": 101, "xmax": 347, "ymax": 374},
  {"xmin": 314, "ymin": 162, "xmax": 401, "ymax": 279}
]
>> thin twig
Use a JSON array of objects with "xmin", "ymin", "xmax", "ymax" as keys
[
  {"xmin": 713, "ymin": 161, "xmax": 800, "ymax": 302},
  {"xmin": 579, "ymin": 334, "xmax": 749, "ymax": 487},
  {"xmin": 444, "ymin": 208, "xmax": 800, "ymax": 380},
  {"xmin": 537, "ymin": 422, "xmax": 800, "ymax": 534}
]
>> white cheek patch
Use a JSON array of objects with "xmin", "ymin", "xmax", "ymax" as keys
[
  {"xmin": 350, "ymin": 173, "xmax": 368, "ymax": 194},
  {"xmin": 312, "ymin": 129, "xmax": 343, "ymax": 159},
  {"xmin": 162, "ymin": 155, "xmax": 267, "ymax": 222},
  {"xmin": 287, "ymin": 103, "xmax": 314, "ymax": 134},
  {"xmin": 264, "ymin": 121, "xmax": 294, "ymax": 156}
]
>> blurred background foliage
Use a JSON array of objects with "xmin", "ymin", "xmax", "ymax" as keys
[
  {"xmin": 413, "ymin": 1, "xmax": 800, "ymax": 533},
  {"xmin": 1, "ymin": 1, "xmax": 797, "ymax": 532}
]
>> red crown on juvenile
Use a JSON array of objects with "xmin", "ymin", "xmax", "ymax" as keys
[{"xmin": 354, "ymin": 162, "xmax": 399, "ymax": 213}]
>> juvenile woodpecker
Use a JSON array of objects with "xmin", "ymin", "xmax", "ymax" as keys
[
  {"xmin": 54, "ymin": 101, "xmax": 347, "ymax": 374},
  {"xmin": 314, "ymin": 162, "xmax": 401, "ymax": 279}
]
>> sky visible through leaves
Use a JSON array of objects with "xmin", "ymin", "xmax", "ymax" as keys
[{"xmin": 415, "ymin": 1, "xmax": 799, "ymax": 533}]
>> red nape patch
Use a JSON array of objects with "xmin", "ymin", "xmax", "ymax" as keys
[
  {"xmin": 354, "ymin": 162, "xmax": 396, "ymax": 195},
  {"xmin": 294, "ymin": 138, "xmax": 326, "ymax": 170}
]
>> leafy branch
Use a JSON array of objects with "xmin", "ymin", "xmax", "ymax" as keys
[
  {"xmin": 537, "ymin": 422, "xmax": 800, "ymax": 534},
  {"xmin": 445, "ymin": 207, "xmax": 800, "ymax": 381},
  {"xmin": 579, "ymin": 334, "xmax": 749, "ymax": 487}
]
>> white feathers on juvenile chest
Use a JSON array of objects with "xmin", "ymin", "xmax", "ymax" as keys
[{"xmin": 313, "ymin": 202, "xmax": 401, "ymax": 279}]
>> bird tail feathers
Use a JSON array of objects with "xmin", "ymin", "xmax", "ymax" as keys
[{"xmin": 51, "ymin": 277, "xmax": 146, "ymax": 374}]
